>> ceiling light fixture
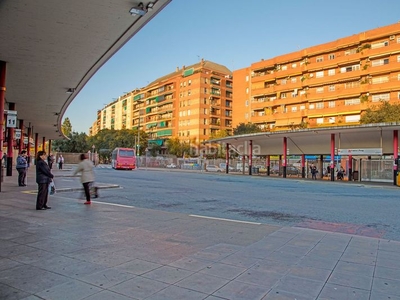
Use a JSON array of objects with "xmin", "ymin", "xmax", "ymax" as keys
[
  {"xmin": 146, "ymin": 2, "xmax": 155, "ymax": 10},
  {"xmin": 129, "ymin": 2, "xmax": 146, "ymax": 16}
]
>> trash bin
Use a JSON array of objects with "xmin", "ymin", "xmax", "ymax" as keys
[
  {"xmin": 352, "ymin": 171, "xmax": 359, "ymax": 181},
  {"xmin": 252, "ymin": 167, "xmax": 259, "ymax": 174},
  {"xmin": 0, "ymin": 166, "xmax": 3, "ymax": 182}
]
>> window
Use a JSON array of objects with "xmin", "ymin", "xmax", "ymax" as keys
[
  {"xmin": 281, "ymin": 92, "xmax": 287, "ymax": 99},
  {"xmin": 316, "ymin": 102, "xmax": 324, "ymax": 109},
  {"xmin": 328, "ymin": 69, "xmax": 335, "ymax": 76},
  {"xmin": 291, "ymin": 106, "xmax": 297, "ymax": 112},
  {"xmin": 345, "ymin": 48, "xmax": 357, "ymax": 55},
  {"xmin": 245, "ymin": 100, "xmax": 249, "ymax": 106},
  {"xmin": 372, "ymin": 93, "xmax": 390, "ymax": 102},
  {"xmin": 246, "ymin": 75, "xmax": 249, "ymax": 82},
  {"xmin": 188, "ymin": 80, "xmax": 192, "ymax": 86},
  {"xmin": 340, "ymin": 64, "xmax": 360, "ymax": 73},
  {"xmin": 328, "ymin": 101, "xmax": 335, "ymax": 108},
  {"xmin": 316, "ymin": 56, "xmax": 324, "ymax": 62},
  {"xmin": 245, "ymin": 112, "xmax": 249, "ymax": 119},
  {"xmin": 345, "ymin": 98, "xmax": 360, "ymax": 105},
  {"xmin": 292, "ymin": 63, "xmax": 297, "ymax": 68},
  {"xmin": 203, "ymin": 108, "xmax": 208, "ymax": 114},
  {"xmin": 371, "ymin": 41, "xmax": 389, "ymax": 49},
  {"xmin": 187, "ymin": 110, "xmax": 191, "ymax": 116},
  {"xmin": 372, "ymin": 76, "xmax": 389, "ymax": 84},
  {"xmin": 300, "ymin": 105, "xmax": 305, "ymax": 110},
  {"xmin": 316, "ymin": 71, "xmax": 324, "ymax": 78},
  {"xmin": 398, "ymin": 74, "xmax": 400, "ymax": 81},
  {"xmin": 397, "ymin": 55, "xmax": 400, "ymax": 63},
  {"xmin": 328, "ymin": 85, "xmax": 335, "ymax": 92},
  {"xmin": 316, "ymin": 87, "xmax": 324, "ymax": 93},
  {"xmin": 282, "ymin": 65, "xmax": 287, "ymax": 70},
  {"xmin": 344, "ymin": 81, "xmax": 360, "ymax": 89},
  {"xmin": 328, "ymin": 117, "xmax": 336, "ymax": 123},
  {"xmin": 329, "ymin": 54, "xmax": 335, "ymax": 60},
  {"xmin": 309, "ymin": 104, "xmax": 315, "ymax": 109},
  {"xmin": 188, "ymin": 90, "xmax": 191, "ymax": 96},
  {"xmin": 281, "ymin": 79, "xmax": 287, "ymax": 85},
  {"xmin": 398, "ymin": 92, "xmax": 400, "ymax": 100},
  {"xmin": 246, "ymin": 87, "xmax": 249, "ymax": 94},
  {"xmin": 317, "ymin": 118, "xmax": 324, "ymax": 124},
  {"xmin": 345, "ymin": 115, "xmax": 361, "ymax": 122},
  {"xmin": 372, "ymin": 58, "xmax": 389, "ymax": 67},
  {"xmin": 291, "ymin": 77, "xmax": 297, "ymax": 83}
]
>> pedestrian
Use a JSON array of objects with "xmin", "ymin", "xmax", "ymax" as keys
[
  {"xmin": 16, "ymin": 150, "xmax": 28, "ymax": 186},
  {"xmin": 58, "ymin": 155, "xmax": 64, "ymax": 169},
  {"xmin": 35, "ymin": 151, "xmax": 54, "ymax": 210},
  {"xmin": 310, "ymin": 164, "xmax": 317, "ymax": 180},
  {"xmin": 73, "ymin": 153, "xmax": 95, "ymax": 205},
  {"xmin": 47, "ymin": 153, "xmax": 54, "ymax": 169}
]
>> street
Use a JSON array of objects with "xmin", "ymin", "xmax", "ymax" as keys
[{"xmin": 58, "ymin": 166, "xmax": 400, "ymax": 241}]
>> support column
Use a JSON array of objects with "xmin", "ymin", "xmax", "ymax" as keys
[
  {"xmin": 394, "ymin": 130, "xmax": 398, "ymax": 186},
  {"xmin": 348, "ymin": 155, "xmax": 353, "ymax": 181},
  {"xmin": 283, "ymin": 137, "xmax": 287, "ymax": 178},
  {"xmin": 330, "ymin": 133, "xmax": 335, "ymax": 181},
  {"xmin": 249, "ymin": 140, "xmax": 253, "ymax": 175},
  {"xmin": 301, "ymin": 154, "xmax": 305, "ymax": 178},
  {"xmin": 27, "ymin": 126, "xmax": 32, "ymax": 166},
  {"xmin": 34, "ymin": 133, "xmax": 39, "ymax": 162},
  {"xmin": 48, "ymin": 139, "xmax": 52, "ymax": 155},
  {"xmin": 266, "ymin": 155, "xmax": 270, "ymax": 176},
  {"xmin": 225, "ymin": 143, "xmax": 229, "ymax": 174},
  {"xmin": 0, "ymin": 61, "xmax": 6, "ymax": 192},
  {"xmin": 6, "ymin": 102, "xmax": 15, "ymax": 176},
  {"xmin": 42, "ymin": 137, "xmax": 45, "ymax": 151},
  {"xmin": 18, "ymin": 120, "xmax": 24, "ymax": 153}
]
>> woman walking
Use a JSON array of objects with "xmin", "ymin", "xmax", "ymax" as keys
[
  {"xmin": 35, "ymin": 151, "xmax": 54, "ymax": 210},
  {"xmin": 73, "ymin": 153, "xmax": 95, "ymax": 204}
]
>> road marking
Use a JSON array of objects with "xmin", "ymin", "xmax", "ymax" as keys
[
  {"xmin": 90, "ymin": 201, "xmax": 135, "ymax": 208},
  {"xmin": 189, "ymin": 214, "xmax": 261, "ymax": 225}
]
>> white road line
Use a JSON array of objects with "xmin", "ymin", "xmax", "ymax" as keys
[
  {"xmin": 189, "ymin": 214, "xmax": 261, "ymax": 225},
  {"xmin": 90, "ymin": 201, "xmax": 135, "ymax": 208}
]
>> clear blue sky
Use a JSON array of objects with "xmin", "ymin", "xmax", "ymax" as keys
[{"xmin": 65, "ymin": 0, "xmax": 400, "ymax": 133}]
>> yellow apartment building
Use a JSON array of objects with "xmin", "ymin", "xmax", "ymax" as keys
[
  {"xmin": 90, "ymin": 60, "xmax": 233, "ymax": 149},
  {"xmin": 233, "ymin": 22, "xmax": 400, "ymax": 131}
]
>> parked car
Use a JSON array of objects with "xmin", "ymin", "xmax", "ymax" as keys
[
  {"xmin": 166, "ymin": 163, "xmax": 177, "ymax": 169},
  {"xmin": 206, "ymin": 165, "xmax": 222, "ymax": 172},
  {"xmin": 219, "ymin": 163, "xmax": 235, "ymax": 172},
  {"xmin": 271, "ymin": 165, "xmax": 300, "ymax": 175}
]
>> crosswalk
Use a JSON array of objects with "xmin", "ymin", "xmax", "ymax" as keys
[{"xmin": 95, "ymin": 164, "xmax": 112, "ymax": 169}]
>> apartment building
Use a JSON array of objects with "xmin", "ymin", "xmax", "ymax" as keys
[
  {"xmin": 233, "ymin": 22, "xmax": 400, "ymax": 131},
  {"xmin": 90, "ymin": 59, "xmax": 233, "ymax": 149}
]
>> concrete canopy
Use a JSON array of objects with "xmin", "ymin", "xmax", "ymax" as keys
[
  {"xmin": 208, "ymin": 123, "xmax": 400, "ymax": 157},
  {"xmin": 0, "ymin": 0, "xmax": 171, "ymax": 140}
]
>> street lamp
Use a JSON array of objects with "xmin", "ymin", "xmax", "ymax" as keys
[{"xmin": 136, "ymin": 101, "xmax": 144, "ymax": 167}]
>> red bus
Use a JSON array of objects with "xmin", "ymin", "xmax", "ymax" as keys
[{"xmin": 111, "ymin": 148, "xmax": 136, "ymax": 170}]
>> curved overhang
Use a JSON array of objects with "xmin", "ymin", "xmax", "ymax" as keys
[
  {"xmin": 0, "ymin": 0, "xmax": 171, "ymax": 140},
  {"xmin": 207, "ymin": 123, "xmax": 400, "ymax": 156}
]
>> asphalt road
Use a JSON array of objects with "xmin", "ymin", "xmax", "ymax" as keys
[{"xmin": 59, "ymin": 167, "xmax": 400, "ymax": 241}]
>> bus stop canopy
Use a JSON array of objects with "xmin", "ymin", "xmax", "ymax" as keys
[
  {"xmin": 207, "ymin": 123, "xmax": 400, "ymax": 156},
  {"xmin": 0, "ymin": 0, "xmax": 171, "ymax": 140}
]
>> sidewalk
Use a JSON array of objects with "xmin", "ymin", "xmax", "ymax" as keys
[{"xmin": 0, "ymin": 165, "xmax": 399, "ymax": 299}]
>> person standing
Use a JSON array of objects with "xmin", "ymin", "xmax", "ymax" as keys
[
  {"xmin": 58, "ymin": 155, "xmax": 64, "ymax": 169},
  {"xmin": 16, "ymin": 150, "xmax": 28, "ymax": 186},
  {"xmin": 311, "ymin": 164, "xmax": 317, "ymax": 180},
  {"xmin": 73, "ymin": 153, "xmax": 95, "ymax": 205},
  {"xmin": 36, "ymin": 151, "xmax": 54, "ymax": 210},
  {"xmin": 47, "ymin": 153, "xmax": 54, "ymax": 169}
]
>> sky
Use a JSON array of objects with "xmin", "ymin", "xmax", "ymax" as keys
[{"xmin": 64, "ymin": 0, "xmax": 400, "ymax": 133}]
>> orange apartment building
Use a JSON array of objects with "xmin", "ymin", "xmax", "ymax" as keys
[
  {"xmin": 90, "ymin": 60, "xmax": 233, "ymax": 149},
  {"xmin": 233, "ymin": 22, "xmax": 400, "ymax": 131}
]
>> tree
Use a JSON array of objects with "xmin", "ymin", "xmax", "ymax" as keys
[
  {"xmin": 360, "ymin": 101, "xmax": 400, "ymax": 124},
  {"xmin": 166, "ymin": 137, "xmax": 190, "ymax": 157},
  {"xmin": 61, "ymin": 118, "xmax": 72, "ymax": 136},
  {"xmin": 210, "ymin": 129, "xmax": 231, "ymax": 139},
  {"xmin": 233, "ymin": 123, "xmax": 262, "ymax": 135}
]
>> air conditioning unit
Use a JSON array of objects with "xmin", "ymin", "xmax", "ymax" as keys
[{"xmin": 390, "ymin": 35, "xmax": 395, "ymax": 40}]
